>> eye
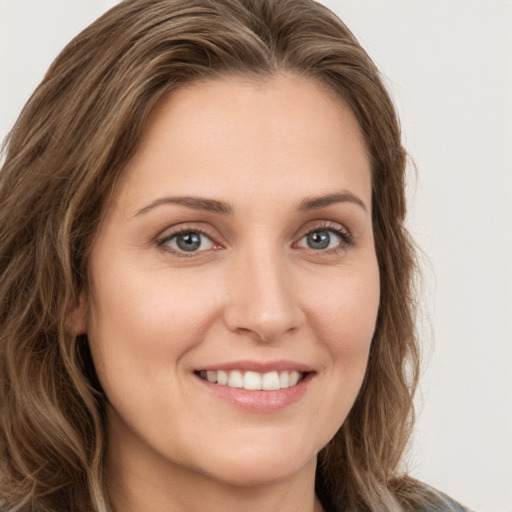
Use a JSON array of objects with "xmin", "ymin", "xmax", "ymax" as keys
[
  {"xmin": 159, "ymin": 230, "xmax": 216, "ymax": 253},
  {"xmin": 296, "ymin": 227, "xmax": 350, "ymax": 251}
]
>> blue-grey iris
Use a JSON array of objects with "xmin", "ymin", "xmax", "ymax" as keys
[
  {"xmin": 307, "ymin": 231, "xmax": 330, "ymax": 249},
  {"xmin": 176, "ymin": 232, "xmax": 202, "ymax": 251}
]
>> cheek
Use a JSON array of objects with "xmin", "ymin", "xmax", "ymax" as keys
[
  {"xmin": 308, "ymin": 257, "xmax": 380, "ymax": 409},
  {"xmin": 296, "ymin": 260, "xmax": 379, "ymax": 448},
  {"xmin": 311, "ymin": 261, "xmax": 380, "ymax": 349},
  {"xmin": 85, "ymin": 256, "xmax": 222, "ymax": 384}
]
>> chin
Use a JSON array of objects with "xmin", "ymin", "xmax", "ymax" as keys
[
  {"xmin": 190, "ymin": 437, "xmax": 321, "ymax": 488},
  {"xmin": 204, "ymin": 457, "xmax": 315, "ymax": 488}
]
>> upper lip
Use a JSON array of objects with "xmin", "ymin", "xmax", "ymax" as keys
[{"xmin": 195, "ymin": 360, "xmax": 314, "ymax": 373}]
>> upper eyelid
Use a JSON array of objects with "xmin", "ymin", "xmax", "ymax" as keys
[
  {"xmin": 155, "ymin": 226, "xmax": 221, "ymax": 258},
  {"xmin": 156, "ymin": 222, "xmax": 218, "ymax": 241},
  {"xmin": 293, "ymin": 219, "xmax": 351, "ymax": 239}
]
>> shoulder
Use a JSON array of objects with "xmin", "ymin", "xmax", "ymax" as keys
[
  {"xmin": 410, "ymin": 484, "xmax": 471, "ymax": 512},
  {"xmin": 316, "ymin": 476, "xmax": 472, "ymax": 512}
]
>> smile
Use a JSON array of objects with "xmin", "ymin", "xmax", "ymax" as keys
[{"xmin": 197, "ymin": 369, "xmax": 305, "ymax": 391}]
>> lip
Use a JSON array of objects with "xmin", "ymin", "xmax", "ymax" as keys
[
  {"xmin": 197, "ymin": 359, "xmax": 314, "ymax": 373},
  {"xmin": 193, "ymin": 360, "xmax": 315, "ymax": 412}
]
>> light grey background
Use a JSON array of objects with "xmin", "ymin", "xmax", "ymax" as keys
[{"xmin": 1, "ymin": 1, "xmax": 511, "ymax": 510}]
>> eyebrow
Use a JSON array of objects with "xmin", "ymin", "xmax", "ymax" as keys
[
  {"xmin": 297, "ymin": 191, "xmax": 368, "ymax": 212},
  {"xmin": 134, "ymin": 196, "xmax": 234, "ymax": 217},
  {"xmin": 134, "ymin": 190, "xmax": 367, "ymax": 217}
]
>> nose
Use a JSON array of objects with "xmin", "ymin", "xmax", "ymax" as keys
[{"xmin": 223, "ymin": 247, "xmax": 305, "ymax": 343}]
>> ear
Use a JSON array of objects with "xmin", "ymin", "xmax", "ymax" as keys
[{"xmin": 66, "ymin": 292, "xmax": 88, "ymax": 336}]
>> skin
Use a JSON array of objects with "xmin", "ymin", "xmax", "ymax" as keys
[{"xmin": 76, "ymin": 74, "xmax": 380, "ymax": 512}]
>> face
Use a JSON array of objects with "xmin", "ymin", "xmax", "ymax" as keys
[{"xmin": 80, "ymin": 75, "xmax": 380, "ymax": 491}]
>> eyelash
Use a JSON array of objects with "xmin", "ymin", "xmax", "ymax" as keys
[
  {"xmin": 155, "ymin": 221, "xmax": 353, "ymax": 257},
  {"xmin": 155, "ymin": 224, "xmax": 220, "ymax": 257},
  {"xmin": 295, "ymin": 221, "xmax": 353, "ymax": 254}
]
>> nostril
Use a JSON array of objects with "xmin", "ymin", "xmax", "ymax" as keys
[{"xmin": 223, "ymin": 299, "xmax": 304, "ymax": 343}]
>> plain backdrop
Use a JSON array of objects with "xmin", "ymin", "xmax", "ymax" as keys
[{"xmin": 1, "ymin": 1, "xmax": 511, "ymax": 510}]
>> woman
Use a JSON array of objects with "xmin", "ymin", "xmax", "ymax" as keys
[{"xmin": 0, "ymin": 0, "xmax": 468, "ymax": 511}]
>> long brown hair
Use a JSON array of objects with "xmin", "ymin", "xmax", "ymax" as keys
[{"xmin": 0, "ymin": 1, "xmax": 438, "ymax": 510}]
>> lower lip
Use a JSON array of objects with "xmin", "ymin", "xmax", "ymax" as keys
[{"xmin": 196, "ymin": 373, "xmax": 313, "ymax": 412}]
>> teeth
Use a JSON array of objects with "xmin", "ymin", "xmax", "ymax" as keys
[
  {"xmin": 279, "ymin": 371, "xmax": 290, "ymax": 389},
  {"xmin": 217, "ymin": 370, "xmax": 228, "ymax": 385},
  {"xmin": 261, "ymin": 371, "xmax": 280, "ymax": 390},
  {"xmin": 199, "ymin": 369, "xmax": 304, "ymax": 390},
  {"xmin": 228, "ymin": 370, "xmax": 243, "ymax": 388},
  {"xmin": 289, "ymin": 370, "xmax": 300, "ymax": 386},
  {"xmin": 243, "ymin": 371, "xmax": 262, "ymax": 390}
]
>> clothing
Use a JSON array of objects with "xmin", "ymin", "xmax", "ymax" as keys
[
  {"xmin": 415, "ymin": 490, "xmax": 470, "ymax": 512},
  {"xmin": 317, "ymin": 484, "xmax": 470, "ymax": 512}
]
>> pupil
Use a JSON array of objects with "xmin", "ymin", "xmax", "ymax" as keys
[
  {"xmin": 177, "ymin": 232, "xmax": 201, "ymax": 251},
  {"xmin": 307, "ymin": 231, "xmax": 330, "ymax": 249}
]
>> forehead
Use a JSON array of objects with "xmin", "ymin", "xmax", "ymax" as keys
[{"xmin": 115, "ymin": 74, "xmax": 371, "ymax": 212}]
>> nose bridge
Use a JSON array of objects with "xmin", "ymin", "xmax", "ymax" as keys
[{"xmin": 224, "ymin": 237, "xmax": 303, "ymax": 342}]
